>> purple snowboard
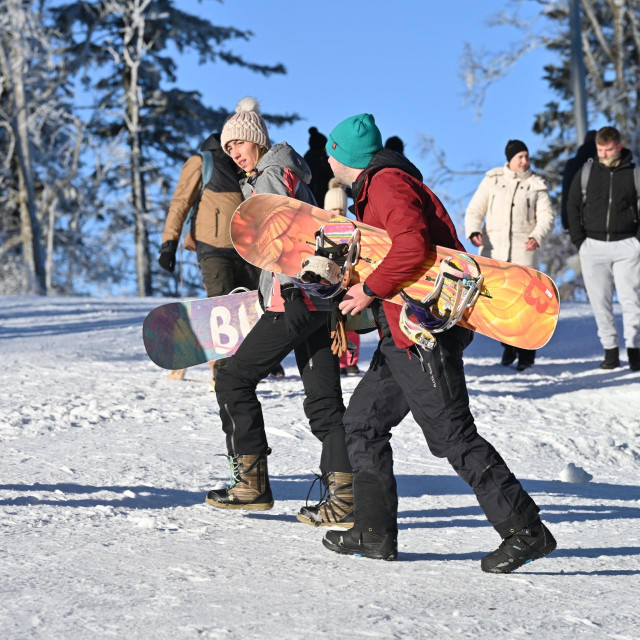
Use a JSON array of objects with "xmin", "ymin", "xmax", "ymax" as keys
[{"xmin": 143, "ymin": 290, "xmax": 375, "ymax": 370}]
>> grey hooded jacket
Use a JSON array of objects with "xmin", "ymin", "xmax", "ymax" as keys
[{"xmin": 240, "ymin": 143, "xmax": 330, "ymax": 311}]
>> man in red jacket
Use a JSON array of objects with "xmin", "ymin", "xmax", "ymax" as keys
[{"xmin": 321, "ymin": 113, "xmax": 556, "ymax": 573}]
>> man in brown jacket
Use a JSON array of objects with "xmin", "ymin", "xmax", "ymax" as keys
[
  {"xmin": 159, "ymin": 133, "xmax": 275, "ymax": 384},
  {"xmin": 159, "ymin": 133, "xmax": 259, "ymax": 296}
]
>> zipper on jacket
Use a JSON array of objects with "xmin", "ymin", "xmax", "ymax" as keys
[
  {"xmin": 606, "ymin": 172, "xmax": 613, "ymax": 241},
  {"xmin": 508, "ymin": 182, "xmax": 520, "ymax": 261},
  {"xmin": 215, "ymin": 208, "xmax": 220, "ymax": 236},
  {"xmin": 305, "ymin": 339, "xmax": 314, "ymax": 370},
  {"xmin": 411, "ymin": 345, "xmax": 426, "ymax": 372},
  {"xmin": 224, "ymin": 403, "xmax": 237, "ymax": 456},
  {"xmin": 437, "ymin": 343, "xmax": 454, "ymax": 398}
]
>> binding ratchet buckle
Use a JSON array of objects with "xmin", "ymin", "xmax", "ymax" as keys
[
  {"xmin": 399, "ymin": 253, "xmax": 483, "ymax": 349},
  {"xmin": 293, "ymin": 218, "xmax": 361, "ymax": 298}
]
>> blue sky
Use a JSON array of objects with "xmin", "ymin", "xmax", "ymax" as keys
[{"xmin": 175, "ymin": 0, "xmax": 559, "ymax": 227}]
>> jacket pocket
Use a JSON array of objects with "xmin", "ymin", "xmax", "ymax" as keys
[
  {"xmin": 525, "ymin": 193, "xmax": 535, "ymax": 224},
  {"xmin": 485, "ymin": 194, "xmax": 498, "ymax": 231},
  {"xmin": 488, "ymin": 194, "xmax": 495, "ymax": 216},
  {"xmin": 624, "ymin": 204, "xmax": 638, "ymax": 226}
]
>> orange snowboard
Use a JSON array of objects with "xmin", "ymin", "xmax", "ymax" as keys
[{"xmin": 231, "ymin": 194, "xmax": 559, "ymax": 349}]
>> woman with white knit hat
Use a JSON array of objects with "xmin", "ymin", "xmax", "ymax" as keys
[
  {"xmin": 324, "ymin": 179, "xmax": 361, "ymax": 376},
  {"xmin": 206, "ymin": 98, "xmax": 354, "ymax": 530}
]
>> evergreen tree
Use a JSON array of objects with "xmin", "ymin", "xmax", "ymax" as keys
[{"xmin": 52, "ymin": 0, "xmax": 296, "ymax": 296}]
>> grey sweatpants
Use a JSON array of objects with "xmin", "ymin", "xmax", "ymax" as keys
[{"xmin": 579, "ymin": 237, "xmax": 640, "ymax": 350}]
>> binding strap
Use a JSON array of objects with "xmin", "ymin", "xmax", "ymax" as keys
[
  {"xmin": 399, "ymin": 253, "xmax": 483, "ymax": 347},
  {"xmin": 293, "ymin": 217, "xmax": 361, "ymax": 299}
]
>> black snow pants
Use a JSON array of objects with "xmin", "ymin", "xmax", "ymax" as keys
[
  {"xmin": 344, "ymin": 324, "xmax": 540, "ymax": 538},
  {"xmin": 214, "ymin": 310, "xmax": 351, "ymax": 473}
]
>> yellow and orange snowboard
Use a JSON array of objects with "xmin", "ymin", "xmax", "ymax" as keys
[{"xmin": 231, "ymin": 194, "xmax": 559, "ymax": 349}]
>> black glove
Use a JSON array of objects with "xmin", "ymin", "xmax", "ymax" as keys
[
  {"xmin": 282, "ymin": 285, "xmax": 311, "ymax": 334},
  {"xmin": 158, "ymin": 240, "xmax": 178, "ymax": 273}
]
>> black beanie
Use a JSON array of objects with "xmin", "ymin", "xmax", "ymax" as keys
[
  {"xmin": 505, "ymin": 139, "xmax": 528, "ymax": 162},
  {"xmin": 308, "ymin": 127, "xmax": 327, "ymax": 151},
  {"xmin": 384, "ymin": 136, "xmax": 405, "ymax": 154}
]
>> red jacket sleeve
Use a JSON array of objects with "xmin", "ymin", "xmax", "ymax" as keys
[{"xmin": 364, "ymin": 170, "xmax": 431, "ymax": 299}]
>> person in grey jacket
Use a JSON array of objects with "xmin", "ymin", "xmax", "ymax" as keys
[
  {"xmin": 465, "ymin": 140, "xmax": 555, "ymax": 370},
  {"xmin": 205, "ymin": 97, "xmax": 354, "ymax": 529}
]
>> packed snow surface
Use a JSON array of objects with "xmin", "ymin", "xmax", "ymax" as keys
[{"xmin": 1, "ymin": 295, "xmax": 639, "ymax": 639}]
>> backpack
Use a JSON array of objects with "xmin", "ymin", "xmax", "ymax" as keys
[
  {"xmin": 581, "ymin": 157, "xmax": 640, "ymax": 214},
  {"xmin": 185, "ymin": 150, "xmax": 214, "ymax": 232}
]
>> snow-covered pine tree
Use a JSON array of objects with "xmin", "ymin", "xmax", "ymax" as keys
[{"xmin": 52, "ymin": 0, "xmax": 296, "ymax": 297}]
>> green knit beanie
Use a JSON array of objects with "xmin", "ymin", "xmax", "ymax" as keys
[{"xmin": 326, "ymin": 113, "xmax": 383, "ymax": 169}]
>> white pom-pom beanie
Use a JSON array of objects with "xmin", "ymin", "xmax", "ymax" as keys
[
  {"xmin": 221, "ymin": 97, "xmax": 270, "ymax": 153},
  {"xmin": 323, "ymin": 178, "xmax": 348, "ymax": 213}
]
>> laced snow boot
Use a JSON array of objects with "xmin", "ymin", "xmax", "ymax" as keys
[
  {"xmin": 501, "ymin": 344, "xmax": 517, "ymax": 366},
  {"xmin": 481, "ymin": 520, "xmax": 556, "ymax": 573},
  {"xmin": 323, "ymin": 528, "xmax": 398, "ymax": 561},
  {"xmin": 627, "ymin": 348, "xmax": 640, "ymax": 372},
  {"xmin": 297, "ymin": 472, "xmax": 354, "ymax": 528},
  {"xmin": 599, "ymin": 347, "xmax": 620, "ymax": 369},
  {"xmin": 206, "ymin": 448, "xmax": 274, "ymax": 510}
]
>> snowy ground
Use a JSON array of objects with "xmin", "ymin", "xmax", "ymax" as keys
[{"xmin": 1, "ymin": 295, "xmax": 639, "ymax": 639}]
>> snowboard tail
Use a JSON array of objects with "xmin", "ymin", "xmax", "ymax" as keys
[
  {"xmin": 143, "ymin": 290, "xmax": 263, "ymax": 370},
  {"xmin": 143, "ymin": 290, "xmax": 376, "ymax": 370}
]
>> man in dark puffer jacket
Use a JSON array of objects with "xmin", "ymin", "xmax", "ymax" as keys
[{"xmin": 567, "ymin": 126, "xmax": 640, "ymax": 371}]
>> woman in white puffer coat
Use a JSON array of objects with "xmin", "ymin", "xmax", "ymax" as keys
[{"xmin": 465, "ymin": 139, "xmax": 555, "ymax": 370}]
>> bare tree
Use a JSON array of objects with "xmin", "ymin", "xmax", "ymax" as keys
[
  {"xmin": 0, "ymin": 0, "xmax": 90, "ymax": 295},
  {"xmin": 0, "ymin": 0, "xmax": 47, "ymax": 293},
  {"xmin": 422, "ymin": 0, "xmax": 640, "ymax": 299}
]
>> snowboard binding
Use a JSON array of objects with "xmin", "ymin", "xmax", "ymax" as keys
[
  {"xmin": 293, "ymin": 218, "xmax": 361, "ymax": 299},
  {"xmin": 399, "ymin": 253, "xmax": 483, "ymax": 349}
]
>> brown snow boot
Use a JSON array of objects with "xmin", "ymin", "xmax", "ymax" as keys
[
  {"xmin": 297, "ymin": 471, "xmax": 354, "ymax": 528},
  {"xmin": 206, "ymin": 448, "xmax": 274, "ymax": 510}
]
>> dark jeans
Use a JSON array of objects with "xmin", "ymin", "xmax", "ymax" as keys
[
  {"xmin": 199, "ymin": 254, "xmax": 260, "ymax": 298},
  {"xmin": 215, "ymin": 311, "xmax": 351, "ymax": 473},
  {"xmin": 344, "ymin": 327, "xmax": 540, "ymax": 537}
]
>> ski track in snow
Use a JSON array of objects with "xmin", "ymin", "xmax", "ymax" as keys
[{"xmin": 1, "ymin": 295, "xmax": 639, "ymax": 639}]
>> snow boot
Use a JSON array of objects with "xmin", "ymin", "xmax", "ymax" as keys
[
  {"xmin": 296, "ymin": 472, "xmax": 354, "ymax": 528},
  {"xmin": 517, "ymin": 348, "xmax": 536, "ymax": 372},
  {"xmin": 323, "ymin": 528, "xmax": 398, "ymax": 561},
  {"xmin": 501, "ymin": 344, "xmax": 517, "ymax": 366},
  {"xmin": 599, "ymin": 348, "xmax": 620, "ymax": 369},
  {"xmin": 627, "ymin": 348, "xmax": 640, "ymax": 371},
  {"xmin": 481, "ymin": 520, "xmax": 556, "ymax": 574},
  {"xmin": 206, "ymin": 448, "xmax": 274, "ymax": 510},
  {"xmin": 270, "ymin": 363, "xmax": 285, "ymax": 378}
]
